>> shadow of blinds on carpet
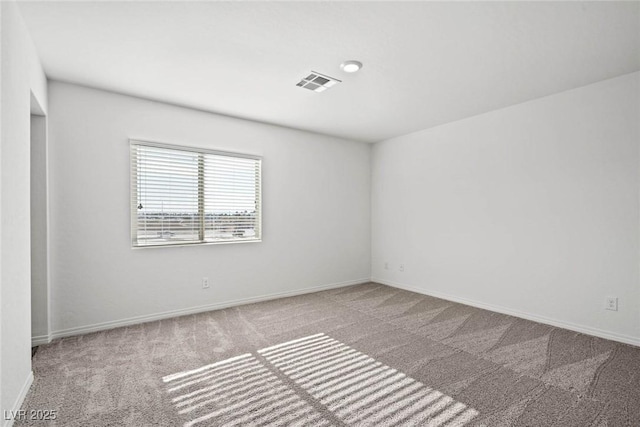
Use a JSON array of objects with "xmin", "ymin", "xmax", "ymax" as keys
[{"xmin": 163, "ymin": 333, "xmax": 479, "ymax": 426}]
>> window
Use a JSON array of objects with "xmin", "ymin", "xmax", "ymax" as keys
[{"xmin": 130, "ymin": 140, "xmax": 261, "ymax": 247}]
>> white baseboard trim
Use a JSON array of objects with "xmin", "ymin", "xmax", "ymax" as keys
[
  {"xmin": 31, "ymin": 334, "xmax": 51, "ymax": 347},
  {"xmin": 50, "ymin": 278, "xmax": 370, "ymax": 341},
  {"xmin": 372, "ymin": 277, "xmax": 640, "ymax": 347},
  {"xmin": 2, "ymin": 371, "xmax": 34, "ymax": 427}
]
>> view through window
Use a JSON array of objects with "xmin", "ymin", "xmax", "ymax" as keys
[{"xmin": 130, "ymin": 141, "xmax": 261, "ymax": 247}]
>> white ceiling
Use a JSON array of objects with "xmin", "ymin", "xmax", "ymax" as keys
[{"xmin": 17, "ymin": 1, "xmax": 640, "ymax": 143}]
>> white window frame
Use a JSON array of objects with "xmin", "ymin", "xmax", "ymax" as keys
[{"xmin": 130, "ymin": 139, "xmax": 262, "ymax": 248}]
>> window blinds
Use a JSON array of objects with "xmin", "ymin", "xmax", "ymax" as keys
[{"xmin": 131, "ymin": 141, "xmax": 261, "ymax": 247}]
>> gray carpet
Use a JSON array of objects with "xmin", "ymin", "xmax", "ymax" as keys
[{"xmin": 17, "ymin": 283, "xmax": 640, "ymax": 426}]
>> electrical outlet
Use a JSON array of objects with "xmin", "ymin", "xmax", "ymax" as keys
[
  {"xmin": 202, "ymin": 277, "xmax": 210, "ymax": 289},
  {"xmin": 384, "ymin": 262, "xmax": 389, "ymax": 270},
  {"xmin": 399, "ymin": 264, "xmax": 405, "ymax": 272},
  {"xmin": 605, "ymin": 297, "xmax": 617, "ymax": 311}
]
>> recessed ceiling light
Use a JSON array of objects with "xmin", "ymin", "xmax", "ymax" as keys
[{"xmin": 340, "ymin": 60, "xmax": 362, "ymax": 73}]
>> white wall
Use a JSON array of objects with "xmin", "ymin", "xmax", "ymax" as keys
[
  {"xmin": 0, "ymin": 1, "xmax": 48, "ymax": 422},
  {"xmin": 47, "ymin": 81, "xmax": 371, "ymax": 335},
  {"xmin": 372, "ymin": 72, "xmax": 640, "ymax": 345},
  {"xmin": 31, "ymin": 114, "xmax": 49, "ymax": 343}
]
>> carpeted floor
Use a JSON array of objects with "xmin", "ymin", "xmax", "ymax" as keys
[{"xmin": 18, "ymin": 282, "xmax": 640, "ymax": 426}]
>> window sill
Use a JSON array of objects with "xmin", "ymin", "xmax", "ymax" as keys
[{"xmin": 131, "ymin": 239, "xmax": 262, "ymax": 249}]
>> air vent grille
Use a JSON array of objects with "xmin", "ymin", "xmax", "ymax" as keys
[{"xmin": 296, "ymin": 71, "xmax": 341, "ymax": 92}]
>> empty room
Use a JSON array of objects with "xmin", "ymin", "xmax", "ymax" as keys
[{"xmin": 1, "ymin": 0, "xmax": 639, "ymax": 426}]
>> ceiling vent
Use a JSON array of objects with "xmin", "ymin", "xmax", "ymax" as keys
[{"xmin": 296, "ymin": 72, "xmax": 341, "ymax": 93}]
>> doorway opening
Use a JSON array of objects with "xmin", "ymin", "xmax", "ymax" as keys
[{"xmin": 30, "ymin": 92, "xmax": 49, "ymax": 348}]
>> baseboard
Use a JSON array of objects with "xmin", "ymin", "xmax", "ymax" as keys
[
  {"xmin": 50, "ymin": 278, "xmax": 370, "ymax": 341},
  {"xmin": 372, "ymin": 277, "xmax": 640, "ymax": 347},
  {"xmin": 2, "ymin": 371, "xmax": 34, "ymax": 427},
  {"xmin": 31, "ymin": 334, "xmax": 51, "ymax": 347}
]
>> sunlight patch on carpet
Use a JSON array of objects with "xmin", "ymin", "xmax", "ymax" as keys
[{"xmin": 164, "ymin": 333, "xmax": 479, "ymax": 426}]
